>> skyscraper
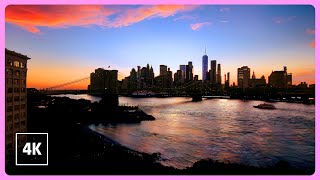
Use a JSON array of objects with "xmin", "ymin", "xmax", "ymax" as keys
[
  {"xmin": 237, "ymin": 66, "xmax": 251, "ymax": 89},
  {"xmin": 180, "ymin": 65, "xmax": 186, "ymax": 80},
  {"xmin": 268, "ymin": 66, "xmax": 292, "ymax": 88},
  {"xmin": 210, "ymin": 60, "xmax": 217, "ymax": 84},
  {"xmin": 188, "ymin": 61, "xmax": 193, "ymax": 81},
  {"xmin": 160, "ymin": 65, "xmax": 167, "ymax": 76},
  {"xmin": 202, "ymin": 49, "xmax": 208, "ymax": 81},
  {"xmin": 217, "ymin": 63, "xmax": 221, "ymax": 84}
]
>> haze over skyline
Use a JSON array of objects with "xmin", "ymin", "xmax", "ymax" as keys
[{"xmin": 5, "ymin": 5, "xmax": 315, "ymax": 89}]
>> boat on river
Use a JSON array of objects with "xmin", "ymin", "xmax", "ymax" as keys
[{"xmin": 253, "ymin": 103, "xmax": 276, "ymax": 109}]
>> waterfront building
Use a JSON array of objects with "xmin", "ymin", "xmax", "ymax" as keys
[
  {"xmin": 174, "ymin": 70, "xmax": 184, "ymax": 86},
  {"xmin": 202, "ymin": 49, "xmax": 208, "ymax": 81},
  {"xmin": 225, "ymin": 72, "xmax": 230, "ymax": 88},
  {"xmin": 160, "ymin": 65, "xmax": 168, "ymax": 76},
  {"xmin": 248, "ymin": 71, "xmax": 266, "ymax": 88},
  {"xmin": 186, "ymin": 61, "xmax": 193, "ymax": 81},
  {"xmin": 5, "ymin": 49, "xmax": 30, "ymax": 158},
  {"xmin": 167, "ymin": 68, "xmax": 173, "ymax": 88},
  {"xmin": 297, "ymin": 82, "xmax": 308, "ymax": 88},
  {"xmin": 89, "ymin": 68, "xmax": 118, "ymax": 94},
  {"xmin": 237, "ymin": 66, "xmax": 251, "ymax": 89},
  {"xmin": 217, "ymin": 64, "xmax": 221, "ymax": 84},
  {"xmin": 179, "ymin": 65, "xmax": 186, "ymax": 80},
  {"xmin": 268, "ymin": 66, "xmax": 292, "ymax": 88},
  {"xmin": 210, "ymin": 60, "xmax": 217, "ymax": 84}
]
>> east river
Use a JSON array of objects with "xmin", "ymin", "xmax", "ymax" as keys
[{"xmin": 52, "ymin": 94, "xmax": 315, "ymax": 171}]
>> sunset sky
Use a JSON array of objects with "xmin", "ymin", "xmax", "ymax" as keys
[{"xmin": 5, "ymin": 5, "xmax": 315, "ymax": 89}]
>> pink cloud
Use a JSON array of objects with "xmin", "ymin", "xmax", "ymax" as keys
[
  {"xmin": 109, "ymin": 5, "xmax": 197, "ymax": 28},
  {"xmin": 309, "ymin": 41, "xmax": 315, "ymax": 48},
  {"xmin": 6, "ymin": 5, "xmax": 198, "ymax": 33},
  {"xmin": 306, "ymin": 28, "xmax": 315, "ymax": 35},
  {"xmin": 6, "ymin": 5, "xmax": 115, "ymax": 34},
  {"xmin": 190, "ymin": 22, "xmax": 211, "ymax": 31}
]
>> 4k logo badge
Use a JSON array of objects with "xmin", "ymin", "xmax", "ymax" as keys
[{"xmin": 16, "ymin": 133, "xmax": 48, "ymax": 166}]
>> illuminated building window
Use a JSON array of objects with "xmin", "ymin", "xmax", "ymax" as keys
[
  {"xmin": 13, "ymin": 61, "xmax": 20, "ymax": 67},
  {"xmin": 15, "ymin": 70, "xmax": 20, "ymax": 76},
  {"xmin": 20, "ymin": 62, "xmax": 25, "ymax": 68}
]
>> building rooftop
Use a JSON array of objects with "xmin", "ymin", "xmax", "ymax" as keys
[{"xmin": 5, "ymin": 48, "xmax": 31, "ymax": 60}]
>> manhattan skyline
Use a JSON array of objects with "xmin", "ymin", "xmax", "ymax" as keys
[{"xmin": 5, "ymin": 5, "xmax": 315, "ymax": 89}]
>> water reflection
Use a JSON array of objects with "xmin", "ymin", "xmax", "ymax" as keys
[{"xmin": 59, "ymin": 95, "xmax": 314, "ymax": 170}]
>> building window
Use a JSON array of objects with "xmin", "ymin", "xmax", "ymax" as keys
[
  {"xmin": 14, "ymin": 96, "xmax": 19, "ymax": 102},
  {"xmin": 14, "ymin": 88, "xmax": 20, "ymax": 93},
  {"xmin": 20, "ymin": 96, "xmax": 25, "ymax": 102},
  {"xmin": 21, "ymin": 112, "xmax": 26, "ymax": 118},
  {"xmin": 21, "ymin": 79, "xmax": 26, "ymax": 85},
  {"xmin": 14, "ymin": 105, "xmax": 20, "ymax": 110},
  {"xmin": 15, "ymin": 70, "xmax": 20, "ymax": 76},
  {"xmin": 7, "ymin": 97, "xmax": 13, "ymax": 103},
  {"xmin": 14, "ymin": 122, "xmax": 20, "ymax": 129},
  {"xmin": 8, "ymin": 88, "xmax": 13, "ymax": 93},
  {"xmin": 6, "ymin": 78, "xmax": 12, "ymax": 84},
  {"xmin": 7, "ymin": 115, "xmax": 13, "ymax": 121},
  {"xmin": 21, "ymin": 88, "xmax": 26, "ymax": 93},
  {"xmin": 14, "ymin": 79, "xmax": 19, "ymax": 85},
  {"xmin": 6, "ymin": 68, "xmax": 13, "ymax": 75},
  {"xmin": 21, "ymin": 71, "xmax": 26, "ymax": 77},
  {"xmin": 7, "ymin": 106, "xmax": 13, "ymax": 112},
  {"xmin": 7, "ymin": 59, "xmax": 13, "ymax": 66},
  {"xmin": 21, "ymin": 104, "xmax": 26, "ymax": 109},
  {"xmin": 13, "ymin": 61, "xmax": 20, "ymax": 67},
  {"xmin": 14, "ymin": 114, "xmax": 20, "ymax": 120},
  {"xmin": 7, "ymin": 124, "xmax": 13, "ymax": 131},
  {"xmin": 20, "ymin": 62, "xmax": 25, "ymax": 68}
]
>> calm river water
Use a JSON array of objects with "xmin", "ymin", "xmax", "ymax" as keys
[{"xmin": 52, "ymin": 94, "xmax": 315, "ymax": 170}]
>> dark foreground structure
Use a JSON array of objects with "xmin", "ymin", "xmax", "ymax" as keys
[{"xmin": 6, "ymin": 94, "xmax": 314, "ymax": 175}]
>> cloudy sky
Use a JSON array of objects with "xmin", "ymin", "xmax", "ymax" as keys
[{"xmin": 5, "ymin": 5, "xmax": 315, "ymax": 89}]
